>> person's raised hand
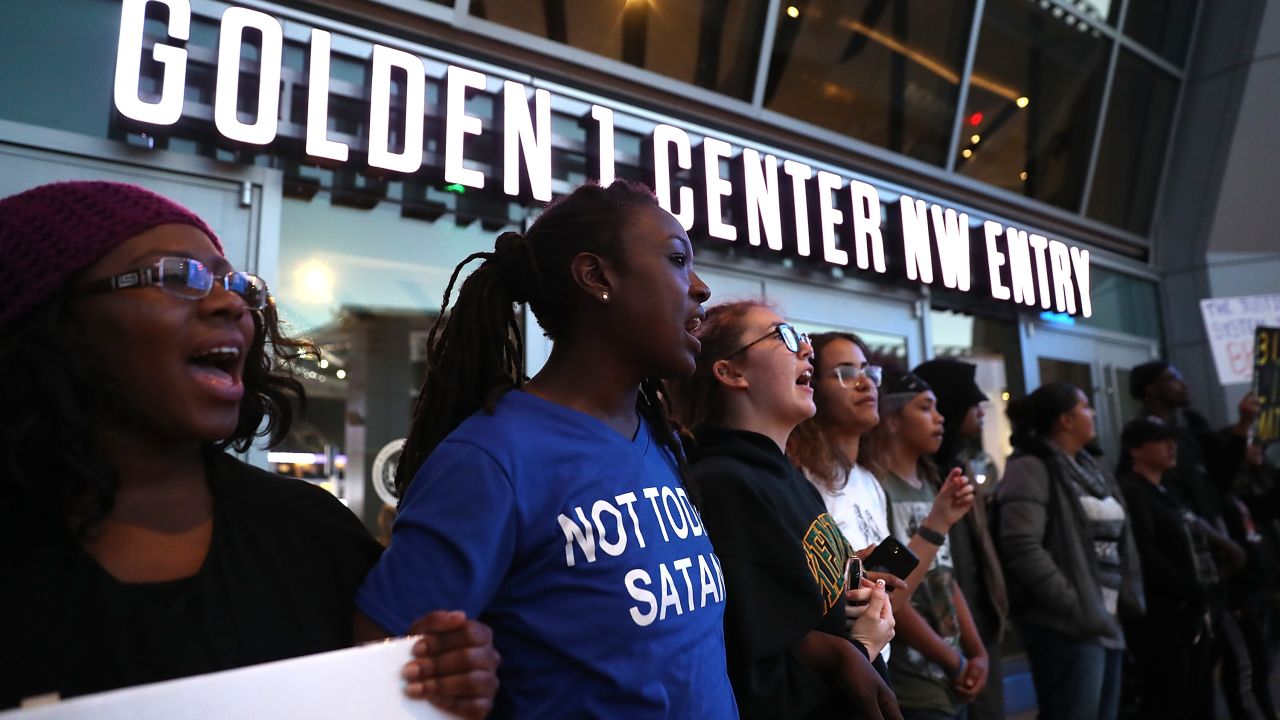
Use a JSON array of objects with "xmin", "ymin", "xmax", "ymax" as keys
[
  {"xmin": 1239, "ymin": 392, "xmax": 1261, "ymax": 427},
  {"xmin": 926, "ymin": 467, "xmax": 975, "ymax": 532},
  {"xmin": 402, "ymin": 610, "xmax": 500, "ymax": 719}
]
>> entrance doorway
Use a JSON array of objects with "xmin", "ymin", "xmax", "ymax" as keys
[{"xmin": 1020, "ymin": 321, "xmax": 1157, "ymax": 459}]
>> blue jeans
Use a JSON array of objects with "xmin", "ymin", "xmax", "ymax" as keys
[{"xmin": 1017, "ymin": 623, "xmax": 1122, "ymax": 720}]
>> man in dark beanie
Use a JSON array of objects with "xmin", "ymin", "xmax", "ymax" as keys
[
  {"xmin": 912, "ymin": 358, "xmax": 1007, "ymax": 720},
  {"xmin": 1130, "ymin": 360, "xmax": 1268, "ymax": 719}
]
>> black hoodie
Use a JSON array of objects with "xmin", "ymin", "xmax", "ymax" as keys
[{"xmin": 686, "ymin": 424, "xmax": 864, "ymax": 720}]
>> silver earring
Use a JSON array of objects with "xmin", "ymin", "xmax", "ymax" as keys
[{"xmin": 601, "ymin": 291, "xmax": 610, "ymax": 302}]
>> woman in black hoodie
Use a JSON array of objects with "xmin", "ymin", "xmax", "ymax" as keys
[{"xmin": 668, "ymin": 300, "xmax": 901, "ymax": 720}]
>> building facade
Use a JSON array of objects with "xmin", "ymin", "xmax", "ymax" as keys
[{"xmin": 3, "ymin": 0, "xmax": 1274, "ymax": 533}]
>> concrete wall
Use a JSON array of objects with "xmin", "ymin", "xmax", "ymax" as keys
[{"xmin": 1155, "ymin": 0, "xmax": 1280, "ymax": 426}]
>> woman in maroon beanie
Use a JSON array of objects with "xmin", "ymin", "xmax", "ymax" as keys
[{"xmin": 0, "ymin": 181, "xmax": 497, "ymax": 715}]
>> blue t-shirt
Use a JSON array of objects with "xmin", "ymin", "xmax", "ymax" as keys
[{"xmin": 357, "ymin": 390, "xmax": 738, "ymax": 718}]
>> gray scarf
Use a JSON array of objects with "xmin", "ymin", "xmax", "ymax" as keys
[{"xmin": 1053, "ymin": 446, "xmax": 1110, "ymax": 499}]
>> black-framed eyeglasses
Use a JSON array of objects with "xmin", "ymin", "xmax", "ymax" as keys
[
  {"xmin": 76, "ymin": 256, "xmax": 270, "ymax": 310},
  {"xmin": 829, "ymin": 364, "xmax": 883, "ymax": 389},
  {"xmin": 723, "ymin": 323, "xmax": 810, "ymax": 360}
]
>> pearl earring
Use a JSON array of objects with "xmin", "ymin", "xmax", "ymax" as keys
[{"xmin": 602, "ymin": 291, "xmax": 610, "ymax": 301}]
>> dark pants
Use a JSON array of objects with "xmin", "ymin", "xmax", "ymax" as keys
[
  {"xmin": 1018, "ymin": 623, "xmax": 1123, "ymax": 720},
  {"xmin": 902, "ymin": 707, "xmax": 969, "ymax": 720},
  {"xmin": 1218, "ymin": 599, "xmax": 1276, "ymax": 720},
  {"xmin": 1126, "ymin": 609, "xmax": 1214, "ymax": 720}
]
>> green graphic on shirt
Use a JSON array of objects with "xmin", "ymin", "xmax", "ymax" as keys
[{"xmin": 804, "ymin": 513, "xmax": 852, "ymax": 611}]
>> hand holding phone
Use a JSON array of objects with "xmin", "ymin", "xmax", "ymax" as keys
[
  {"xmin": 843, "ymin": 556, "xmax": 864, "ymax": 591},
  {"xmin": 864, "ymin": 535, "xmax": 920, "ymax": 580}
]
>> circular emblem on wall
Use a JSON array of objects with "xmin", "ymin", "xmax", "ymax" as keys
[{"xmin": 371, "ymin": 438, "xmax": 405, "ymax": 507}]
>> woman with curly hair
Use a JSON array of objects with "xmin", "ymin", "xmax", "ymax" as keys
[{"xmin": 0, "ymin": 181, "xmax": 496, "ymax": 715}]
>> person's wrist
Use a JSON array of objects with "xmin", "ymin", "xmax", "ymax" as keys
[
  {"xmin": 945, "ymin": 651, "xmax": 967, "ymax": 678},
  {"xmin": 915, "ymin": 523, "xmax": 947, "ymax": 546}
]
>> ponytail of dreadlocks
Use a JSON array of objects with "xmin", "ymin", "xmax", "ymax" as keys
[
  {"xmin": 394, "ymin": 179, "xmax": 694, "ymax": 499},
  {"xmin": 393, "ymin": 250, "xmax": 523, "ymax": 498}
]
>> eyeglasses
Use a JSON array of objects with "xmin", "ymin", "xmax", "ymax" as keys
[
  {"xmin": 723, "ymin": 323, "xmax": 810, "ymax": 360},
  {"xmin": 77, "ymin": 256, "xmax": 270, "ymax": 310},
  {"xmin": 829, "ymin": 364, "xmax": 883, "ymax": 389}
]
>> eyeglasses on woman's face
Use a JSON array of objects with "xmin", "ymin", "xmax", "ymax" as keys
[
  {"xmin": 723, "ymin": 323, "xmax": 810, "ymax": 360},
  {"xmin": 827, "ymin": 364, "xmax": 883, "ymax": 389},
  {"xmin": 77, "ymin": 256, "xmax": 270, "ymax": 310}
]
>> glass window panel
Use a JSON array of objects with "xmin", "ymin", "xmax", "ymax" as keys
[
  {"xmin": 763, "ymin": 0, "xmax": 976, "ymax": 166},
  {"xmin": 930, "ymin": 307, "xmax": 1025, "ymax": 479},
  {"xmin": 791, "ymin": 321, "xmax": 909, "ymax": 372},
  {"xmin": 1076, "ymin": 267, "xmax": 1163, "ymax": 342},
  {"xmin": 1087, "ymin": 51, "xmax": 1178, "ymax": 234},
  {"xmin": 1038, "ymin": 357, "xmax": 1094, "ymax": 404},
  {"xmin": 958, "ymin": 0, "xmax": 1110, "ymax": 211},
  {"xmin": 0, "ymin": 0, "xmax": 118, "ymax": 137},
  {"xmin": 1123, "ymin": 0, "xmax": 1197, "ymax": 66},
  {"xmin": 470, "ymin": 0, "xmax": 768, "ymax": 100}
]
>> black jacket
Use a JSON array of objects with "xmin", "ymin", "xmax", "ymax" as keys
[
  {"xmin": 686, "ymin": 425, "xmax": 864, "ymax": 720},
  {"xmin": 1118, "ymin": 473, "xmax": 1209, "ymax": 634}
]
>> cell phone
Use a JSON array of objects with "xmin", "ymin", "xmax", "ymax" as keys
[
  {"xmin": 843, "ymin": 556, "xmax": 863, "ymax": 591},
  {"xmin": 864, "ymin": 535, "xmax": 920, "ymax": 581}
]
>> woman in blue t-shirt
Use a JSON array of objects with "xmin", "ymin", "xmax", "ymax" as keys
[{"xmin": 356, "ymin": 180, "xmax": 739, "ymax": 718}]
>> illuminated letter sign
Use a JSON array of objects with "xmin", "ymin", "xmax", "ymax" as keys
[
  {"xmin": 1005, "ymin": 227, "xmax": 1037, "ymax": 307},
  {"xmin": 699, "ymin": 137, "xmax": 737, "ymax": 242},
  {"xmin": 983, "ymin": 221, "xmax": 1012, "ymax": 302},
  {"xmin": 849, "ymin": 181, "xmax": 886, "ymax": 274},
  {"xmin": 815, "ymin": 171, "xmax": 847, "ymax": 266},
  {"xmin": 651, "ymin": 124, "xmax": 695, "ymax": 230},
  {"xmin": 1070, "ymin": 247, "xmax": 1092, "ymax": 317},
  {"xmin": 930, "ymin": 205, "xmax": 971, "ymax": 292},
  {"xmin": 213, "ymin": 6, "xmax": 283, "ymax": 145},
  {"xmin": 782, "ymin": 160, "xmax": 813, "ymax": 257},
  {"xmin": 306, "ymin": 30, "xmax": 349, "ymax": 162},
  {"xmin": 445, "ymin": 65, "xmax": 487, "ymax": 189},
  {"xmin": 899, "ymin": 195, "xmax": 933, "ymax": 284},
  {"xmin": 367, "ymin": 44, "xmax": 425, "ymax": 174},
  {"xmin": 107, "ymin": 4, "xmax": 1103, "ymax": 318},
  {"xmin": 587, "ymin": 105, "xmax": 615, "ymax": 186},
  {"xmin": 735, "ymin": 149, "xmax": 783, "ymax": 251},
  {"xmin": 114, "ymin": 0, "xmax": 189, "ymax": 126},
  {"xmin": 502, "ymin": 81, "xmax": 552, "ymax": 202},
  {"xmin": 1027, "ymin": 234, "xmax": 1052, "ymax": 310}
]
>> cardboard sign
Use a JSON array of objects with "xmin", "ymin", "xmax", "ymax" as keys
[
  {"xmin": 1256, "ymin": 326, "xmax": 1280, "ymax": 444},
  {"xmin": 1199, "ymin": 294, "xmax": 1280, "ymax": 385},
  {"xmin": 0, "ymin": 638, "xmax": 459, "ymax": 720}
]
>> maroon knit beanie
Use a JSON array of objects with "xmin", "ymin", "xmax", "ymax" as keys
[{"xmin": 0, "ymin": 180, "xmax": 223, "ymax": 329}]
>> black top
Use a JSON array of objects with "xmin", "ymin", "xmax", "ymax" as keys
[
  {"xmin": 1159, "ymin": 409, "xmax": 1245, "ymax": 523},
  {"xmin": 1118, "ymin": 473, "xmax": 1209, "ymax": 629},
  {"xmin": 1, "ymin": 451, "xmax": 384, "ymax": 708},
  {"xmin": 686, "ymin": 425, "xmax": 865, "ymax": 720}
]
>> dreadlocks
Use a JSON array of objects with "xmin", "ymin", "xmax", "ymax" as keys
[{"xmin": 394, "ymin": 180, "xmax": 690, "ymax": 497}]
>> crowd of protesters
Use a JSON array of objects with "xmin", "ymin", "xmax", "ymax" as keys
[{"xmin": 2, "ymin": 178, "xmax": 1278, "ymax": 719}]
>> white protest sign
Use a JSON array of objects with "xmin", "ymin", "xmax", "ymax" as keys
[
  {"xmin": 1200, "ymin": 294, "xmax": 1280, "ymax": 385},
  {"xmin": 0, "ymin": 637, "xmax": 459, "ymax": 720}
]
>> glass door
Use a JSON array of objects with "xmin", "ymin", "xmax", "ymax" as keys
[{"xmin": 1020, "ymin": 320, "xmax": 1157, "ymax": 459}]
